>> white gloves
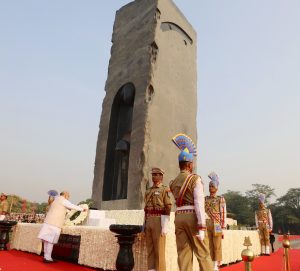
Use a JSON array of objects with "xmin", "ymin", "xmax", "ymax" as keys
[
  {"xmin": 161, "ymin": 215, "xmax": 170, "ymax": 235},
  {"xmin": 196, "ymin": 230, "xmax": 205, "ymax": 241}
]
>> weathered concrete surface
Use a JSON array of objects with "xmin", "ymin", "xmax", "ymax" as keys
[{"xmin": 92, "ymin": 0, "xmax": 197, "ymax": 210}]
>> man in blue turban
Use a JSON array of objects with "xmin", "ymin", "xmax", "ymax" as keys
[
  {"xmin": 169, "ymin": 134, "xmax": 213, "ymax": 271},
  {"xmin": 255, "ymin": 194, "xmax": 273, "ymax": 255},
  {"xmin": 205, "ymin": 172, "xmax": 227, "ymax": 270}
]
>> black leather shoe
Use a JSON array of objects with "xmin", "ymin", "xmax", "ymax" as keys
[{"xmin": 43, "ymin": 259, "xmax": 54, "ymax": 263}]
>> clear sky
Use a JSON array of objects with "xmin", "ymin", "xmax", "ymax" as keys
[{"xmin": 0, "ymin": 0, "xmax": 299, "ymax": 204}]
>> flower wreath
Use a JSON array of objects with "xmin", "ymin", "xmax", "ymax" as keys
[{"xmin": 64, "ymin": 204, "xmax": 89, "ymax": 226}]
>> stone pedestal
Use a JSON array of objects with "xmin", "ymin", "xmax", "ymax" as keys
[
  {"xmin": 110, "ymin": 224, "xmax": 143, "ymax": 271},
  {"xmin": 0, "ymin": 220, "xmax": 17, "ymax": 250},
  {"xmin": 85, "ymin": 210, "xmax": 116, "ymax": 228}
]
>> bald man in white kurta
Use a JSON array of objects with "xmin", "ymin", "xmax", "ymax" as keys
[{"xmin": 38, "ymin": 192, "xmax": 86, "ymax": 263}]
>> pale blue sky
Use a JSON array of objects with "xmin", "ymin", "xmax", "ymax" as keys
[{"xmin": 0, "ymin": 0, "xmax": 299, "ymax": 204}]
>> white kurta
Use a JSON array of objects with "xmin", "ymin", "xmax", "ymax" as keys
[
  {"xmin": 38, "ymin": 198, "xmax": 83, "ymax": 244},
  {"xmin": 38, "ymin": 223, "xmax": 61, "ymax": 244}
]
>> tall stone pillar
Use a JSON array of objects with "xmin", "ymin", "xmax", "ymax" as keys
[{"xmin": 92, "ymin": 0, "xmax": 197, "ymax": 210}]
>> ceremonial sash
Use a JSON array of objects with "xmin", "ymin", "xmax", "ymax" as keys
[
  {"xmin": 205, "ymin": 196, "xmax": 224, "ymax": 225},
  {"xmin": 220, "ymin": 196, "xmax": 226, "ymax": 227},
  {"xmin": 176, "ymin": 174, "xmax": 195, "ymax": 207}
]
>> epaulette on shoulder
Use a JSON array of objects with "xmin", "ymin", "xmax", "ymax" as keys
[
  {"xmin": 191, "ymin": 174, "xmax": 201, "ymax": 183},
  {"xmin": 191, "ymin": 174, "xmax": 201, "ymax": 181}
]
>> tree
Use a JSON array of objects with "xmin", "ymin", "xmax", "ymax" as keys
[
  {"xmin": 277, "ymin": 188, "xmax": 300, "ymax": 209},
  {"xmin": 7, "ymin": 195, "xmax": 23, "ymax": 213},
  {"xmin": 269, "ymin": 188, "xmax": 300, "ymax": 234},
  {"xmin": 36, "ymin": 202, "xmax": 48, "ymax": 214},
  {"xmin": 78, "ymin": 198, "xmax": 94, "ymax": 207},
  {"xmin": 245, "ymin": 184, "xmax": 276, "ymax": 210},
  {"xmin": 222, "ymin": 190, "xmax": 254, "ymax": 226}
]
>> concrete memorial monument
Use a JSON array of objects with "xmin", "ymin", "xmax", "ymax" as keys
[{"xmin": 92, "ymin": 0, "xmax": 197, "ymax": 210}]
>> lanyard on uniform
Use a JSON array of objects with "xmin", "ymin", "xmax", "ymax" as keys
[{"xmin": 176, "ymin": 174, "xmax": 195, "ymax": 207}]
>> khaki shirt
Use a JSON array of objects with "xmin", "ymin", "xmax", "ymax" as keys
[
  {"xmin": 205, "ymin": 195, "xmax": 227, "ymax": 227},
  {"xmin": 144, "ymin": 183, "xmax": 172, "ymax": 215},
  {"xmin": 170, "ymin": 170, "xmax": 207, "ymax": 228},
  {"xmin": 0, "ymin": 199, "xmax": 9, "ymax": 214},
  {"xmin": 255, "ymin": 206, "xmax": 273, "ymax": 229},
  {"xmin": 170, "ymin": 171, "xmax": 199, "ymax": 206}
]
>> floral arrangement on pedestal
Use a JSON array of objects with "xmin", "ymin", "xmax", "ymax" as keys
[{"xmin": 64, "ymin": 204, "xmax": 89, "ymax": 226}]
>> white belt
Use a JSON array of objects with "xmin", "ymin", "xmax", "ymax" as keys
[{"xmin": 176, "ymin": 205, "xmax": 195, "ymax": 211}]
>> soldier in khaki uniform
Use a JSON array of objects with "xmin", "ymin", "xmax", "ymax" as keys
[
  {"xmin": 144, "ymin": 167, "xmax": 172, "ymax": 271},
  {"xmin": 0, "ymin": 193, "xmax": 9, "ymax": 220},
  {"xmin": 170, "ymin": 134, "xmax": 213, "ymax": 271},
  {"xmin": 205, "ymin": 172, "xmax": 227, "ymax": 271},
  {"xmin": 255, "ymin": 194, "xmax": 273, "ymax": 255}
]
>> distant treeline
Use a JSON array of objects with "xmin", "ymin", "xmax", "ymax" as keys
[
  {"xmin": 5, "ymin": 195, "xmax": 93, "ymax": 215},
  {"xmin": 5, "ymin": 185, "xmax": 300, "ymax": 234},
  {"xmin": 223, "ymin": 184, "xmax": 300, "ymax": 234}
]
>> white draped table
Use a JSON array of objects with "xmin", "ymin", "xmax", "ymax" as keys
[{"xmin": 11, "ymin": 221, "xmax": 260, "ymax": 270}]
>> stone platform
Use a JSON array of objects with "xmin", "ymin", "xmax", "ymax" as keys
[{"xmin": 11, "ymin": 210, "xmax": 261, "ymax": 270}]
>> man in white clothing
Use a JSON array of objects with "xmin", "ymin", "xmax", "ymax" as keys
[{"xmin": 38, "ymin": 191, "xmax": 87, "ymax": 263}]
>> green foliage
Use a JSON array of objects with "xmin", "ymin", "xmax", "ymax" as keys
[
  {"xmin": 78, "ymin": 198, "xmax": 94, "ymax": 207},
  {"xmin": 245, "ymin": 184, "xmax": 276, "ymax": 210},
  {"xmin": 7, "ymin": 195, "xmax": 23, "ymax": 213},
  {"xmin": 222, "ymin": 190, "xmax": 254, "ymax": 226},
  {"xmin": 277, "ymin": 188, "xmax": 300, "ymax": 209},
  {"xmin": 223, "ymin": 185, "xmax": 300, "ymax": 234},
  {"xmin": 269, "ymin": 188, "xmax": 300, "ymax": 234},
  {"xmin": 36, "ymin": 202, "xmax": 48, "ymax": 214},
  {"xmin": 5, "ymin": 194, "xmax": 93, "ymax": 215},
  {"xmin": 69, "ymin": 211, "xmax": 81, "ymax": 221}
]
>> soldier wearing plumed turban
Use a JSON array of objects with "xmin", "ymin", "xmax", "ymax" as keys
[
  {"xmin": 205, "ymin": 172, "xmax": 227, "ymax": 271},
  {"xmin": 169, "ymin": 134, "xmax": 213, "ymax": 271},
  {"xmin": 255, "ymin": 194, "xmax": 273, "ymax": 255}
]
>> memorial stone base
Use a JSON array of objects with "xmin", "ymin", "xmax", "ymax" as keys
[{"xmin": 11, "ymin": 210, "xmax": 261, "ymax": 270}]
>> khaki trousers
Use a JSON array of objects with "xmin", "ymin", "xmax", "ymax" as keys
[
  {"xmin": 145, "ymin": 216, "xmax": 166, "ymax": 271},
  {"xmin": 258, "ymin": 223, "xmax": 270, "ymax": 246},
  {"xmin": 175, "ymin": 213, "xmax": 213, "ymax": 271},
  {"xmin": 206, "ymin": 219, "xmax": 222, "ymax": 261}
]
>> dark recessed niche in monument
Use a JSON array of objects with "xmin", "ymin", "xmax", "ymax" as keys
[
  {"xmin": 102, "ymin": 83, "xmax": 135, "ymax": 201},
  {"xmin": 160, "ymin": 22, "xmax": 193, "ymax": 45}
]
